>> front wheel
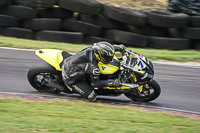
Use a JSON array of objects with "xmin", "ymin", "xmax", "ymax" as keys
[
  {"xmin": 124, "ymin": 79, "xmax": 161, "ymax": 102},
  {"xmin": 27, "ymin": 62, "xmax": 63, "ymax": 93}
]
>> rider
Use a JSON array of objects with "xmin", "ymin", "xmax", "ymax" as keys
[{"xmin": 61, "ymin": 42, "xmax": 126, "ymax": 101}]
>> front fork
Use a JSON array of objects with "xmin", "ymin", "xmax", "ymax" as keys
[{"xmin": 118, "ymin": 69, "xmax": 148, "ymax": 95}]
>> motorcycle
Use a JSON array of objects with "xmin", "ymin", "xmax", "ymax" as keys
[{"xmin": 27, "ymin": 49, "xmax": 161, "ymax": 102}]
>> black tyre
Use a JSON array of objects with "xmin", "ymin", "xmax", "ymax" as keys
[
  {"xmin": 140, "ymin": 25, "xmax": 168, "ymax": 37},
  {"xmin": 189, "ymin": 16, "xmax": 200, "ymax": 27},
  {"xmin": 37, "ymin": 7, "xmax": 73, "ymax": 19},
  {"xmin": 127, "ymin": 24, "xmax": 168, "ymax": 37},
  {"xmin": 35, "ymin": 30, "xmax": 84, "ymax": 44},
  {"xmin": 168, "ymin": 28, "xmax": 182, "ymax": 38},
  {"xmin": 149, "ymin": 36, "xmax": 190, "ymax": 50},
  {"xmin": 102, "ymin": 3, "xmax": 147, "ymax": 26},
  {"xmin": 126, "ymin": 25, "xmax": 142, "ymax": 34},
  {"xmin": 0, "ymin": 15, "xmax": 18, "ymax": 27},
  {"xmin": 77, "ymin": 13, "xmax": 95, "ymax": 25},
  {"xmin": 14, "ymin": 0, "xmax": 56, "ymax": 8},
  {"xmin": 191, "ymin": 40, "xmax": 200, "ymax": 50},
  {"xmin": 0, "ymin": 27, "xmax": 33, "ymax": 39},
  {"xmin": 78, "ymin": 14, "xmax": 125, "ymax": 30},
  {"xmin": 0, "ymin": 0, "xmax": 12, "ymax": 6},
  {"xmin": 141, "ymin": 8, "xmax": 189, "ymax": 28},
  {"xmin": 27, "ymin": 62, "xmax": 62, "ymax": 93},
  {"xmin": 124, "ymin": 79, "xmax": 161, "ymax": 102},
  {"xmin": 104, "ymin": 30, "xmax": 148, "ymax": 47},
  {"xmin": 85, "ymin": 36, "xmax": 114, "ymax": 44},
  {"xmin": 182, "ymin": 28, "xmax": 200, "ymax": 39},
  {"xmin": 94, "ymin": 15, "xmax": 126, "ymax": 30},
  {"xmin": 23, "ymin": 18, "xmax": 61, "ymax": 31},
  {"xmin": 58, "ymin": 0, "xmax": 102, "ymax": 15},
  {"xmin": 0, "ymin": 5, "xmax": 36, "ymax": 19},
  {"xmin": 62, "ymin": 19, "xmax": 102, "ymax": 37}
]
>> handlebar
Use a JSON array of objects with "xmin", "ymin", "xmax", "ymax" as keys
[{"xmin": 120, "ymin": 49, "xmax": 140, "ymax": 70}]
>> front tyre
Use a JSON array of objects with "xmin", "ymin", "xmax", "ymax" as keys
[
  {"xmin": 27, "ymin": 62, "xmax": 62, "ymax": 93},
  {"xmin": 124, "ymin": 79, "xmax": 161, "ymax": 102}
]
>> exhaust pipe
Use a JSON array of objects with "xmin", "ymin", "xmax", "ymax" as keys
[{"xmin": 42, "ymin": 78, "xmax": 64, "ymax": 91}]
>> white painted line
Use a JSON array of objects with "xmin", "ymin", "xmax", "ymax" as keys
[
  {"xmin": 154, "ymin": 62, "xmax": 200, "ymax": 69},
  {"xmin": 143, "ymin": 105, "xmax": 200, "ymax": 115},
  {"xmin": 0, "ymin": 47, "xmax": 35, "ymax": 51},
  {"xmin": 0, "ymin": 92, "xmax": 52, "ymax": 97}
]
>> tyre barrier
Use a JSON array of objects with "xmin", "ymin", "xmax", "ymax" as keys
[
  {"xmin": 23, "ymin": 18, "xmax": 61, "ymax": 31},
  {"xmin": 58, "ymin": 0, "xmax": 102, "ymax": 15},
  {"xmin": 0, "ymin": 0, "xmax": 12, "ymax": 6},
  {"xmin": 0, "ymin": 0, "xmax": 199, "ymax": 50},
  {"xmin": 62, "ymin": 19, "xmax": 102, "ymax": 37},
  {"xmin": 0, "ymin": 27, "xmax": 33, "ymax": 39},
  {"xmin": 35, "ymin": 30, "xmax": 84, "ymax": 44},
  {"xmin": 14, "ymin": 0, "xmax": 56, "ymax": 8}
]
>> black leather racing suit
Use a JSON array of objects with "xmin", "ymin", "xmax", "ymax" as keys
[{"xmin": 62, "ymin": 45, "xmax": 122, "ymax": 101}]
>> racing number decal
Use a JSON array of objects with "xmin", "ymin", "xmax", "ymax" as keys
[{"xmin": 138, "ymin": 60, "xmax": 144, "ymax": 69}]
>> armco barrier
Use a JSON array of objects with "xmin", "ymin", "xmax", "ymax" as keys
[{"xmin": 0, "ymin": 0, "xmax": 199, "ymax": 50}]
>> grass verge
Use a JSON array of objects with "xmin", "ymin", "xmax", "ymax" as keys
[
  {"xmin": 0, "ymin": 97, "xmax": 200, "ymax": 133},
  {"xmin": 0, "ymin": 36, "xmax": 200, "ymax": 63}
]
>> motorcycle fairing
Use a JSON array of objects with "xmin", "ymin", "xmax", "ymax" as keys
[
  {"xmin": 126, "ymin": 52, "xmax": 154, "ymax": 76},
  {"xmin": 35, "ymin": 49, "xmax": 64, "ymax": 71},
  {"xmin": 98, "ymin": 56, "xmax": 120, "ymax": 75},
  {"xmin": 103, "ymin": 86, "xmax": 131, "ymax": 90},
  {"xmin": 103, "ymin": 84, "xmax": 143, "ymax": 92},
  {"xmin": 135, "ymin": 53, "xmax": 154, "ymax": 74}
]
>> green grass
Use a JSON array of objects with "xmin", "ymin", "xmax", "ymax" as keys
[
  {"xmin": 0, "ymin": 97, "xmax": 199, "ymax": 133},
  {"xmin": 0, "ymin": 36, "xmax": 200, "ymax": 62}
]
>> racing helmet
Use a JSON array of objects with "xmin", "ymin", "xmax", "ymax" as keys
[{"xmin": 93, "ymin": 42, "xmax": 115, "ymax": 64}]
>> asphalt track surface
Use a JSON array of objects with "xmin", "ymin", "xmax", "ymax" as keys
[{"xmin": 0, "ymin": 47, "xmax": 200, "ymax": 114}]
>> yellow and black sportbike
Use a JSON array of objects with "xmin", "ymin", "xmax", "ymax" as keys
[{"xmin": 27, "ymin": 49, "xmax": 161, "ymax": 102}]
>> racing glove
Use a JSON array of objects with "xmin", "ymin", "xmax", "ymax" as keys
[
  {"xmin": 113, "ymin": 44, "xmax": 126, "ymax": 55},
  {"xmin": 119, "ymin": 44, "xmax": 126, "ymax": 54}
]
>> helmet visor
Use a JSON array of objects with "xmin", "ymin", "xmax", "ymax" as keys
[{"xmin": 101, "ymin": 55, "xmax": 114, "ymax": 64}]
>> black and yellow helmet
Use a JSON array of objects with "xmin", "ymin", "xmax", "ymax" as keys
[{"xmin": 94, "ymin": 42, "xmax": 115, "ymax": 64}]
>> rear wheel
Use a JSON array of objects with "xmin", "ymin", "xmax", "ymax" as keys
[
  {"xmin": 124, "ymin": 79, "xmax": 161, "ymax": 102},
  {"xmin": 27, "ymin": 62, "xmax": 63, "ymax": 93}
]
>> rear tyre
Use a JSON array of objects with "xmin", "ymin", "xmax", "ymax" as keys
[
  {"xmin": 27, "ymin": 62, "xmax": 63, "ymax": 93},
  {"xmin": 124, "ymin": 79, "xmax": 161, "ymax": 102}
]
